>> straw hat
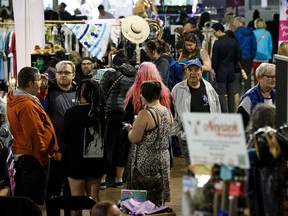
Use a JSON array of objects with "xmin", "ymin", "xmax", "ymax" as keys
[{"xmin": 121, "ymin": 15, "xmax": 150, "ymax": 44}]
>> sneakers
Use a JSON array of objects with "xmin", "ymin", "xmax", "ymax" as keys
[
  {"xmin": 100, "ymin": 182, "xmax": 107, "ymax": 190},
  {"xmin": 115, "ymin": 182, "xmax": 123, "ymax": 188}
]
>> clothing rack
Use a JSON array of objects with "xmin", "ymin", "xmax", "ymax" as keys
[{"xmin": 45, "ymin": 20, "xmax": 87, "ymax": 24}]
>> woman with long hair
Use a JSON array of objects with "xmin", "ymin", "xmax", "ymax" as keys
[
  {"xmin": 179, "ymin": 33, "xmax": 211, "ymax": 81},
  {"xmin": 62, "ymin": 79, "xmax": 108, "ymax": 214},
  {"xmin": 123, "ymin": 62, "xmax": 171, "ymax": 123}
]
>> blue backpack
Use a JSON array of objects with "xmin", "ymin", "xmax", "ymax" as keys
[{"xmin": 168, "ymin": 58, "xmax": 184, "ymax": 90}]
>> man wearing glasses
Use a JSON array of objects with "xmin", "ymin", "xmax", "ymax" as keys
[
  {"xmin": 171, "ymin": 58, "xmax": 221, "ymax": 168},
  {"xmin": 40, "ymin": 60, "xmax": 77, "ymax": 216},
  {"xmin": 74, "ymin": 57, "xmax": 95, "ymax": 84},
  {"xmin": 7, "ymin": 67, "xmax": 59, "ymax": 206}
]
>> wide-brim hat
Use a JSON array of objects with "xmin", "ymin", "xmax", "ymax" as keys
[{"xmin": 121, "ymin": 15, "xmax": 150, "ymax": 44}]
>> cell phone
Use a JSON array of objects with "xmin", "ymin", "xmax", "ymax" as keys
[{"xmin": 122, "ymin": 122, "xmax": 129, "ymax": 127}]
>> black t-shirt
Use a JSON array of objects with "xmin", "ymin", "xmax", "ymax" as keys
[{"xmin": 188, "ymin": 80, "xmax": 210, "ymax": 113}]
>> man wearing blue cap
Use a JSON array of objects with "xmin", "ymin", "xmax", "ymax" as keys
[{"xmin": 171, "ymin": 58, "xmax": 221, "ymax": 167}]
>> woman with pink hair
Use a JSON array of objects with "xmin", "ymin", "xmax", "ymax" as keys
[{"xmin": 123, "ymin": 62, "xmax": 171, "ymax": 123}]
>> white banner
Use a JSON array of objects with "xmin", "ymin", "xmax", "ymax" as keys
[{"xmin": 182, "ymin": 113, "xmax": 250, "ymax": 169}]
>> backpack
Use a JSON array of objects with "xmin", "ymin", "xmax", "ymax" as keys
[{"xmin": 168, "ymin": 58, "xmax": 184, "ymax": 91}]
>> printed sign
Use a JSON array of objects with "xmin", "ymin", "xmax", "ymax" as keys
[
  {"xmin": 182, "ymin": 113, "xmax": 250, "ymax": 169},
  {"xmin": 279, "ymin": 0, "xmax": 288, "ymax": 43}
]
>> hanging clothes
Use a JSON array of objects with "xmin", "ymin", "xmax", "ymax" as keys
[
  {"xmin": 9, "ymin": 32, "xmax": 16, "ymax": 79},
  {"xmin": 0, "ymin": 28, "xmax": 5, "ymax": 81}
]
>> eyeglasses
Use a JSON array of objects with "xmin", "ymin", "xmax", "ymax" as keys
[
  {"xmin": 263, "ymin": 75, "xmax": 276, "ymax": 79},
  {"xmin": 81, "ymin": 62, "xmax": 93, "ymax": 66},
  {"xmin": 56, "ymin": 71, "xmax": 73, "ymax": 76}
]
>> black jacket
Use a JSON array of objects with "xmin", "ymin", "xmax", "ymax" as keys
[
  {"xmin": 212, "ymin": 35, "xmax": 240, "ymax": 83},
  {"xmin": 100, "ymin": 63, "xmax": 136, "ymax": 112},
  {"xmin": 154, "ymin": 54, "xmax": 170, "ymax": 86}
]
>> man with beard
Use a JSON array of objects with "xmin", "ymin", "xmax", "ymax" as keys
[
  {"xmin": 171, "ymin": 58, "xmax": 221, "ymax": 168},
  {"xmin": 40, "ymin": 60, "xmax": 77, "ymax": 216},
  {"xmin": 74, "ymin": 57, "xmax": 95, "ymax": 84}
]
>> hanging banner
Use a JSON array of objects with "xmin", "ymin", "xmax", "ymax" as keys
[
  {"xmin": 279, "ymin": 0, "xmax": 288, "ymax": 43},
  {"xmin": 66, "ymin": 23, "xmax": 111, "ymax": 59}
]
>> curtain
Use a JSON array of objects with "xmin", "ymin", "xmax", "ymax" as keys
[{"xmin": 12, "ymin": 0, "xmax": 45, "ymax": 72}]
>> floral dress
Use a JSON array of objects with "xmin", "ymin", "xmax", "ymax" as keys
[{"xmin": 126, "ymin": 107, "xmax": 172, "ymax": 203}]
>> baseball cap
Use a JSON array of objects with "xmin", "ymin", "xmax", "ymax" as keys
[{"xmin": 186, "ymin": 58, "xmax": 202, "ymax": 68}]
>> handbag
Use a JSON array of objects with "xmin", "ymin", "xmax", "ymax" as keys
[
  {"xmin": 132, "ymin": 156, "xmax": 163, "ymax": 205},
  {"xmin": 132, "ymin": 166, "xmax": 163, "ymax": 192}
]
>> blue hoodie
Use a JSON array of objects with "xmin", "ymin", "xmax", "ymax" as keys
[{"xmin": 234, "ymin": 26, "xmax": 257, "ymax": 59}]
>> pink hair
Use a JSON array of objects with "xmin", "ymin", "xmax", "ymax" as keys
[{"xmin": 124, "ymin": 62, "xmax": 171, "ymax": 113}]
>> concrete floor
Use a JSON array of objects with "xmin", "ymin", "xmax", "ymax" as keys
[{"xmin": 42, "ymin": 157, "xmax": 186, "ymax": 216}]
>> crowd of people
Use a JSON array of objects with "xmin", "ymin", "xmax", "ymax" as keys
[
  {"xmin": 0, "ymin": 2, "xmax": 286, "ymax": 216},
  {"xmin": 45, "ymin": 2, "xmax": 115, "ymax": 21}
]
